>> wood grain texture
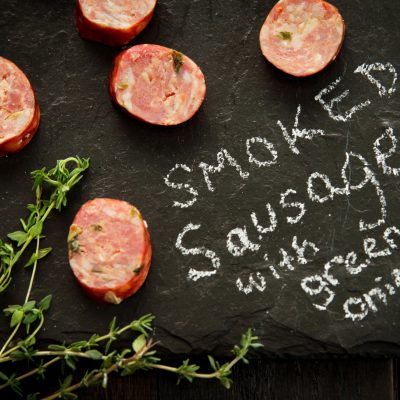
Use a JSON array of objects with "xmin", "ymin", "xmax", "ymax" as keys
[
  {"xmin": 76, "ymin": 359, "xmax": 394, "ymax": 400},
  {"xmin": 1, "ymin": 358, "xmax": 394, "ymax": 399}
]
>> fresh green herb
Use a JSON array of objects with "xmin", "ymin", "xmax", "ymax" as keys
[
  {"xmin": 0, "ymin": 156, "xmax": 89, "ymax": 293},
  {"xmin": 68, "ymin": 237, "xmax": 81, "ymax": 254},
  {"xmin": 133, "ymin": 265, "xmax": 143, "ymax": 276},
  {"xmin": 171, "ymin": 50, "xmax": 184, "ymax": 73},
  {"xmin": 67, "ymin": 226, "xmax": 83, "ymax": 255},
  {"xmin": 130, "ymin": 207, "xmax": 138, "ymax": 217},
  {"xmin": 91, "ymin": 224, "xmax": 103, "ymax": 232},
  {"xmin": 0, "ymin": 313, "xmax": 262, "ymax": 398},
  {"xmin": 117, "ymin": 83, "xmax": 128, "ymax": 90},
  {"xmin": 0, "ymin": 157, "xmax": 88, "ymax": 364},
  {"xmin": 276, "ymin": 31, "xmax": 292, "ymax": 40}
]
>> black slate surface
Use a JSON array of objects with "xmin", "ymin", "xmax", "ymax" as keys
[{"xmin": 1, "ymin": 0, "xmax": 400, "ymax": 357}]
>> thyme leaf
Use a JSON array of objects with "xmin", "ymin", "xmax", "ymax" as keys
[
  {"xmin": 171, "ymin": 50, "xmax": 184, "ymax": 73},
  {"xmin": 276, "ymin": 31, "xmax": 292, "ymax": 40}
]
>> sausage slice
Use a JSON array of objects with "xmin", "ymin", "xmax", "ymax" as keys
[
  {"xmin": 0, "ymin": 57, "xmax": 40, "ymax": 155},
  {"xmin": 109, "ymin": 44, "xmax": 206, "ymax": 125},
  {"xmin": 259, "ymin": 0, "xmax": 345, "ymax": 77},
  {"xmin": 68, "ymin": 198, "xmax": 152, "ymax": 304},
  {"xmin": 76, "ymin": 0, "xmax": 157, "ymax": 46}
]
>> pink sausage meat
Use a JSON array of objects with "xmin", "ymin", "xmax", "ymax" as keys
[
  {"xmin": 109, "ymin": 44, "xmax": 206, "ymax": 126},
  {"xmin": 0, "ymin": 57, "xmax": 40, "ymax": 155},
  {"xmin": 68, "ymin": 198, "xmax": 152, "ymax": 304},
  {"xmin": 259, "ymin": 0, "xmax": 345, "ymax": 77},
  {"xmin": 76, "ymin": 0, "xmax": 157, "ymax": 46}
]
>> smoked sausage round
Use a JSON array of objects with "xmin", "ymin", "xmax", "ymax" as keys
[
  {"xmin": 259, "ymin": 0, "xmax": 345, "ymax": 77},
  {"xmin": 68, "ymin": 198, "xmax": 152, "ymax": 304},
  {"xmin": 109, "ymin": 44, "xmax": 206, "ymax": 125},
  {"xmin": 0, "ymin": 57, "xmax": 40, "ymax": 155}
]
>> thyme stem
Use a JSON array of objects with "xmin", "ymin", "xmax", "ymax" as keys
[
  {"xmin": 25, "ymin": 235, "xmax": 41, "ymax": 303},
  {"xmin": 0, "ymin": 322, "xmax": 21, "ymax": 357},
  {"xmin": 0, "ymin": 357, "xmax": 61, "ymax": 390}
]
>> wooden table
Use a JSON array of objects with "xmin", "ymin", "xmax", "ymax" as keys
[{"xmin": 76, "ymin": 359, "xmax": 395, "ymax": 400}]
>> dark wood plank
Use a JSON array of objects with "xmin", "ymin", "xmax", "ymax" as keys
[
  {"xmin": 2, "ymin": 358, "xmax": 394, "ymax": 399},
  {"xmin": 393, "ymin": 358, "xmax": 398, "ymax": 400},
  {"xmin": 154, "ymin": 359, "xmax": 394, "ymax": 400},
  {"xmin": 79, "ymin": 370, "xmax": 158, "ymax": 400}
]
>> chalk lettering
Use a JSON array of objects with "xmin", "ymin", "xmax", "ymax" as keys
[
  {"xmin": 345, "ymin": 252, "xmax": 370, "ymax": 275},
  {"xmin": 246, "ymin": 137, "xmax": 278, "ymax": 167},
  {"xmin": 347, "ymin": 152, "xmax": 387, "ymax": 231},
  {"xmin": 226, "ymin": 226, "xmax": 261, "ymax": 257},
  {"xmin": 384, "ymin": 226, "xmax": 400, "ymax": 249},
  {"xmin": 236, "ymin": 272, "xmax": 267, "ymax": 295},
  {"xmin": 322, "ymin": 255, "xmax": 344, "ymax": 286},
  {"xmin": 374, "ymin": 127, "xmax": 400, "ymax": 176},
  {"xmin": 292, "ymin": 236, "xmax": 319, "ymax": 265},
  {"xmin": 309, "ymin": 152, "xmax": 387, "ymax": 230},
  {"xmin": 175, "ymin": 223, "xmax": 221, "ymax": 281},
  {"xmin": 363, "ymin": 238, "xmax": 391, "ymax": 259},
  {"xmin": 251, "ymin": 203, "xmax": 277, "ymax": 238},
  {"xmin": 354, "ymin": 62, "xmax": 397, "ymax": 97},
  {"xmin": 164, "ymin": 164, "xmax": 198, "ymax": 208},
  {"xmin": 392, "ymin": 269, "xmax": 400, "ymax": 287},
  {"xmin": 385, "ymin": 284, "xmax": 396, "ymax": 295},
  {"xmin": 264, "ymin": 253, "xmax": 281, "ymax": 280},
  {"xmin": 363, "ymin": 288, "xmax": 387, "ymax": 312},
  {"xmin": 280, "ymin": 189, "xmax": 306, "ymax": 224},
  {"xmin": 315, "ymin": 76, "xmax": 371, "ymax": 122},
  {"xmin": 199, "ymin": 149, "xmax": 249, "ymax": 192},
  {"xmin": 343, "ymin": 297, "xmax": 369, "ymax": 321},
  {"xmin": 279, "ymin": 248, "xmax": 295, "ymax": 271},
  {"xmin": 277, "ymin": 104, "xmax": 324, "ymax": 155},
  {"xmin": 301, "ymin": 275, "xmax": 335, "ymax": 311},
  {"xmin": 307, "ymin": 172, "xmax": 335, "ymax": 203}
]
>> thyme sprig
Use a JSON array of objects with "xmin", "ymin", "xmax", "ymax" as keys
[
  {"xmin": 0, "ymin": 157, "xmax": 89, "ymax": 365},
  {"xmin": 0, "ymin": 156, "xmax": 90, "ymax": 293},
  {"xmin": 0, "ymin": 314, "xmax": 262, "ymax": 399}
]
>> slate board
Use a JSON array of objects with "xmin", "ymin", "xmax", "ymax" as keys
[{"xmin": 1, "ymin": 0, "xmax": 400, "ymax": 357}]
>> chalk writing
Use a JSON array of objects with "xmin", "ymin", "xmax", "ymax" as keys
[
  {"xmin": 280, "ymin": 189, "xmax": 306, "ymax": 224},
  {"xmin": 175, "ymin": 223, "xmax": 221, "ymax": 281},
  {"xmin": 226, "ymin": 226, "xmax": 261, "ymax": 257},
  {"xmin": 307, "ymin": 152, "xmax": 387, "ymax": 231},
  {"xmin": 301, "ymin": 275, "xmax": 335, "ymax": 311},
  {"xmin": 343, "ymin": 297, "xmax": 369, "ymax": 322},
  {"xmin": 315, "ymin": 76, "xmax": 371, "ymax": 122},
  {"xmin": 354, "ymin": 62, "xmax": 397, "ymax": 97},
  {"xmin": 164, "ymin": 164, "xmax": 198, "ymax": 208},
  {"xmin": 236, "ymin": 272, "xmax": 266, "ymax": 295},
  {"xmin": 344, "ymin": 252, "xmax": 370, "ymax": 275},
  {"xmin": 292, "ymin": 236, "xmax": 319, "ymax": 265},
  {"xmin": 264, "ymin": 253, "xmax": 281, "ymax": 280},
  {"xmin": 246, "ymin": 137, "xmax": 278, "ymax": 167},
  {"xmin": 374, "ymin": 127, "xmax": 400, "ymax": 176},
  {"xmin": 199, "ymin": 149, "xmax": 249, "ymax": 192},
  {"xmin": 164, "ymin": 59, "xmax": 400, "ymax": 324},
  {"xmin": 277, "ymin": 104, "xmax": 324, "ymax": 154},
  {"xmin": 251, "ymin": 203, "xmax": 277, "ymax": 237}
]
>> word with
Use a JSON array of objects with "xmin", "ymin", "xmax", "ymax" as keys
[{"xmin": 235, "ymin": 237, "xmax": 319, "ymax": 295}]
